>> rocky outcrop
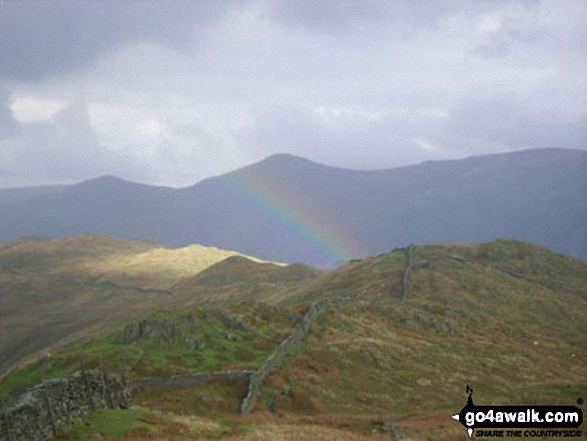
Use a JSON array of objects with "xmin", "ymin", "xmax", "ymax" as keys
[
  {"xmin": 115, "ymin": 314, "xmax": 205, "ymax": 350},
  {"xmin": 212, "ymin": 310, "xmax": 250, "ymax": 332},
  {"xmin": 0, "ymin": 369, "xmax": 131, "ymax": 441}
]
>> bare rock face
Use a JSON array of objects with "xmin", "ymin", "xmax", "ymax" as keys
[
  {"xmin": 213, "ymin": 309, "xmax": 250, "ymax": 332},
  {"xmin": 114, "ymin": 314, "xmax": 205, "ymax": 349},
  {"xmin": 115, "ymin": 322, "xmax": 141, "ymax": 344},
  {"xmin": 115, "ymin": 310, "xmax": 253, "ymax": 350}
]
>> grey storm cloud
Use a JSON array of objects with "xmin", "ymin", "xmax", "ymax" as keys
[
  {"xmin": 0, "ymin": 88, "xmax": 17, "ymax": 137},
  {"xmin": 239, "ymin": 104, "xmax": 453, "ymax": 170},
  {"xmin": 449, "ymin": 94, "xmax": 587, "ymax": 152},
  {"xmin": 0, "ymin": 0, "xmax": 585, "ymax": 188},
  {"xmin": 0, "ymin": 0, "xmax": 236, "ymax": 81},
  {"xmin": 0, "ymin": 96, "xmax": 157, "ymax": 186},
  {"xmin": 270, "ymin": 0, "xmax": 541, "ymax": 34}
]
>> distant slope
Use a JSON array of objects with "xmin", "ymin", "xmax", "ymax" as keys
[
  {"xmin": 0, "ymin": 235, "xmax": 273, "ymax": 375},
  {"xmin": 0, "ymin": 184, "xmax": 66, "ymax": 204},
  {"xmin": 174, "ymin": 256, "xmax": 322, "ymax": 304},
  {"xmin": 0, "ymin": 176, "xmax": 175, "ymax": 242},
  {"xmin": 0, "ymin": 148, "xmax": 584, "ymax": 265}
]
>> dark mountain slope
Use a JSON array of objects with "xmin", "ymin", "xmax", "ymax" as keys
[
  {"xmin": 0, "ymin": 148, "xmax": 584, "ymax": 265},
  {"xmin": 0, "ymin": 184, "xmax": 66, "ymax": 204}
]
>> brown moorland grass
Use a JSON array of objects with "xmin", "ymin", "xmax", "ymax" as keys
[
  {"xmin": 3, "ymin": 239, "xmax": 586, "ymax": 440},
  {"xmin": 0, "ymin": 235, "xmax": 297, "ymax": 377}
]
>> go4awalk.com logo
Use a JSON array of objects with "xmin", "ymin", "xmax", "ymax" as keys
[{"xmin": 451, "ymin": 386, "xmax": 584, "ymax": 438}]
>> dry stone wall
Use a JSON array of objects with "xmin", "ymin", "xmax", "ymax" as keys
[
  {"xmin": 399, "ymin": 245, "xmax": 414, "ymax": 299},
  {"xmin": 240, "ymin": 298, "xmax": 329, "ymax": 414},
  {"xmin": 0, "ymin": 369, "xmax": 131, "ymax": 441},
  {"xmin": 129, "ymin": 371, "xmax": 252, "ymax": 391}
]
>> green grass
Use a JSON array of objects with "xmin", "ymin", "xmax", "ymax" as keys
[
  {"xmin": 1, "ymin": 238, "xmax": 586, "ymax": 441},
  {"xmin": 250, "ymin": 241, "xmax": 586, "ymax": 433},
  {"xmin": 0, "ymin": 235, "xmax": 289, "ymax": 376},
  {"xmin": 0, "ymin": 303, "xmax": 294, "ymax": 400},
  {"xmin": 58, "ymin": 407, "xmax": 158, "ymax": 439},
  {"xmin": 59, "ymin": 406, "xmax": 253, "ymax": 440}
]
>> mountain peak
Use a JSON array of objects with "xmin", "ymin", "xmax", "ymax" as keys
[
  {"xmin": 227, "ymin": 153, "xmax": 327, "ymax": 179},
  {"xmin": 75, "ymin": 175, "xmax": 130, "ymax": 187},
  {"xmin": 259, "ymin": 153, "xmax": 318, "ymax": 166}
]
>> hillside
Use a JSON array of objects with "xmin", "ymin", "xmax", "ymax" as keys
[
  {"xmin": 0, "ymin": 148, "xmax": 585, "ymax": 266},
  {"xmin": 1, "ymin": 239, "xmax": 585, "ymax": 440},
  {"xmin": 0, "ymin": 184, "xmax": 66, "ymax": 204},
  {"xmin": 174, "ymin": 256, "xmax": 322, "ymax": 305},
  {"xmin": 0, "ymin": 235, "xmax": 284, "ymax": 376}
]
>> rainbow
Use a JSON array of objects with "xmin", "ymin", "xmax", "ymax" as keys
[{"xmin": 223, "ymin": 170, "xmax": 367, "ymax": 265}]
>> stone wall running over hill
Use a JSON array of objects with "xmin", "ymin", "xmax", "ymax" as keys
[
  {"xmin": 129, "ymin": 371, "xmax": 252, "ymax": 391},
  {"xmin": 399, "ymin": 245, "xmax": 414, "ymax": 299},
  {"xmin": 0, "ymin": 369, "xmax": 131, "ymax": 441},
  {"xmin": 240, "ymin": 299, "xmax": 329, "ymax": 414}
]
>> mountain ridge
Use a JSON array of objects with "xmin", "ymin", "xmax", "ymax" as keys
[
  {"xmin": 0, "ymin": 146, "xmax": 582, "ymax": 190},
  {"xmin": 0, "ymin": 148, "xmax": 584, "ymax": 265}
]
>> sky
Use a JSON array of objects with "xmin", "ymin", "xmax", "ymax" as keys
[{"xmin": 0, "ymin": 0, "xmax": 585, "ymax": 188}]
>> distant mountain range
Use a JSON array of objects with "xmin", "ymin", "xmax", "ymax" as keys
[{"xmin": 0, "ymin": 148, "xmax": 585, "ymax": 265}]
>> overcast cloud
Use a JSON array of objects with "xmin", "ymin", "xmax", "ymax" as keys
[{"xmin": 0, "ymin": 0, "xmax": 585, "ymax": 187}]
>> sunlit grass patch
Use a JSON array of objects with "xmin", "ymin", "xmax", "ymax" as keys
[{"xmin": 57, "ymin": 407, "xmax": 161, "ymax": 439}]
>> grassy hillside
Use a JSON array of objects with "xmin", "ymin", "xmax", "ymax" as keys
[
  {"xmin": 0, "ymin": 235, "xmax": 280, "ymax": 375},
  {"xmin": 0, "ymin": 302, "xmax": 298, "ymax": 399},
  {"xmin": 243, "ymin": 240, "xmax": 586, "ymax": 439},
  {"xmin": 174, "ymin": 256, "xmax": 322, "ymax": 305},
  {"xmin": 1, "ymin": 238, "xmax": 584, "ymax": 440}
]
